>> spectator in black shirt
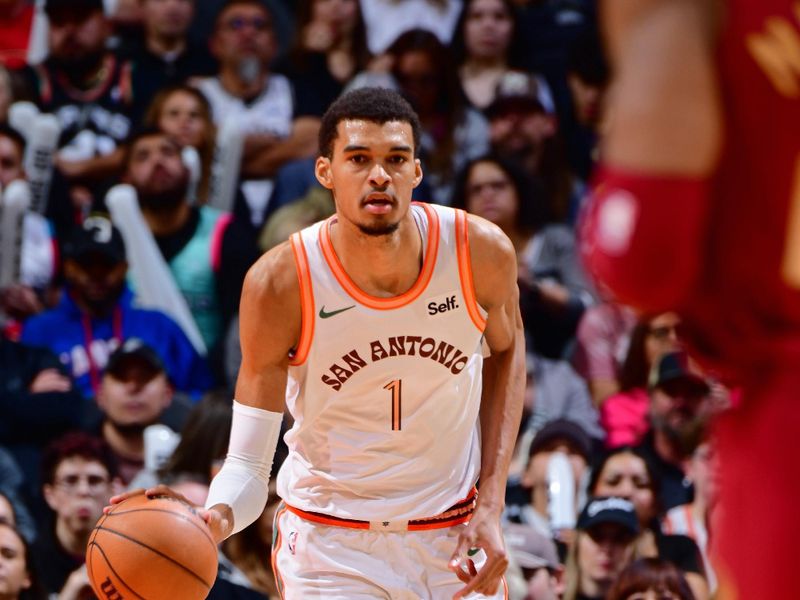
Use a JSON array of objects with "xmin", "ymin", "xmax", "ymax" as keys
[{"xmin": 126, "ymin": 0, "xmax": 216, "ymax": 122}]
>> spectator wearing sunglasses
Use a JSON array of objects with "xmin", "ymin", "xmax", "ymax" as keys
[{"xmin": 194, "ymin": 0, "xmax": 319, "ymax": 231}]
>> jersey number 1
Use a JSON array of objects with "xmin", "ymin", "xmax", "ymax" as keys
[{"xmin": 384, "ymin": 380, "xmax": 402, "ymax": 431}]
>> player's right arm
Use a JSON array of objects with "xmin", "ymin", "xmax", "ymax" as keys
[
  {"xmin": 202, "ymin": 241, "xmax": 301, "ymax": 541},
  {"xmin": 110, "ymin": 242, "xmax": 302, "ymax": 543},
  {"xmin": 580, "ymin": 0, "xmax": 722, "ymax": 312}
]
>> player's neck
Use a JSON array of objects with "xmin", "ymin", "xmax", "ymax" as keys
[{"xmin": 330, "ymin": 215, "xmax": 423, "ymax": 298}]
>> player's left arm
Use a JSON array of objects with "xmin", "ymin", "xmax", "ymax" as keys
[{"xmin": 449, "ymin": 213, "xmax": 526, "ymax": 598}]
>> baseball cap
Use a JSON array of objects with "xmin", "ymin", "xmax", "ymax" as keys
[
  {"xmin": 105, "ymin": 339, "xmax": 165, "ymax": 378},
  {"xmin": 576, "ymin": 497, "xmax": 640, "ymax": 535},
  {"xmin": 529, "ymin": 419, "xmax": 593, "ymax": 462},
  {"xmin": 648, "ymin": 351, "xmax": 710, "ymax": 396},
  {"xmin": 505, "ymin": 523, "xmax": 560, "ymax": 570},
  {"xmin": 63, "ymin": 216, "xmax": 126, "ymax": 265},
  {"xmin": 45, "ymin": 0, "xmax": 103, "ymax": 15},
  {"xmin": 485, "ymin": 71, "xmax": 554, "ymax": 118}
]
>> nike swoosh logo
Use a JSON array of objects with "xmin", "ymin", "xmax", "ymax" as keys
[{"xmin": 319, "ymin": 305, "xmax": 356, "ymax": 319}]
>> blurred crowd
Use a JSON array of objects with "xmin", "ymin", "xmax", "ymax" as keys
[{"xmin": 0, "ymin": 1, "xmax": 729, "ymax": 599}]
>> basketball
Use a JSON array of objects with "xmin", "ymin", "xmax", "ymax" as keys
[{"xmin": 86, "ymin": 495, "xmax": 218, "ymax": 600}]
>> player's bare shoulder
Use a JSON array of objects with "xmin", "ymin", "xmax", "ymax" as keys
[
  {"xmin": 239, "ymin": 240, "xmax": 302, "ymax": 359},
  {"xmin": 465, "ymin": 213, "xmax": 518, "ymax": 311}
]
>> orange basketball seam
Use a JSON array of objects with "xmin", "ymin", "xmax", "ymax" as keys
[
  {"xmin": 94, "ymin": 526, "xmax": 214, "ymax": 589},
  {"xmin": 87, "ymin": 541, "xmax": 148, "ymax": 600},
  {"xmin": 104, "ymin": 507, "xmax": 216, "ymax": 549}
]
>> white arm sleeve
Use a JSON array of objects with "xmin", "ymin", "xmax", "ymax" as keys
[{"xmin": 204, "ymin": 400, "xmax": 282, "ymax": 536}]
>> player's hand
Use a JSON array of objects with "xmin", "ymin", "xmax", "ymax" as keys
[
  {"xmin": 449, "ymin": 505, "xmax": 508, "ymax": 599},
  {"xmin": 105, "ymin": 485, "xmax": 232, "ymax": 544}
]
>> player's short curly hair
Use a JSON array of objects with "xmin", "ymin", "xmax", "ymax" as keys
[{"xmin": 318, "ymin": 87, "xmax": 422, "ymax": 159}]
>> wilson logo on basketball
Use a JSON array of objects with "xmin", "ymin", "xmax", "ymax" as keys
[{"xmin": 100, "ymin": 577, "xmax": 123, "ymax": 600}]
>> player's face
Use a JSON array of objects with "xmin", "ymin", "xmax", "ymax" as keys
[
  {"xmin": 158, "ymin": 91, "xmax": 209, "ymax": 149},
  {"xmin": 0, "ymin": 136, "xmax": 23, "ymax": 188},
  {"xmin": 99, "ymin": 359, "xmax": 172, "ymax": 431},
  {"xmin": 0, "ymin": 526, "xmax": 30, "ymax": 599},
  {"xmin": 126, "ymin": 134, "xmax": 189, "ymax": 205},
  {"xmin": 45, "ymin": 458, "xmax": 113, "ymax": 533},
  {"xmin": 212, "ymin": 4, "xmax": 276, "ymax": 67},
  {"xmin": 464, "ymin": 0, "xmax": 513, "ymax": 60},
  {"xmin": 593, "ymin": 453, "xmax": 656, "ymax": 525},
  {"xmin": 316, "ymin": 119, "xmax": 422, "ymax": 236},
  {"xmin": 465, "ymin": 160, "xmax": 518, "ymax": 231},
  {"xmin": 143, "ymin": 0, "xmax": 194, "ymax": 40}
]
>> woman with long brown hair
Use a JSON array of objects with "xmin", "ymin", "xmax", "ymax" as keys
[{"xmin": 143, "ymin": 84, "xmax": 216, "ymax": 204}]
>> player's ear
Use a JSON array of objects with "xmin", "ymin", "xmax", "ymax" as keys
[
  {"xmin": 315, "ymin": 156, "xmax": 334, "ymax": 190},
  {"xmin": 413, "ymin": 158, "xmax": 423, "ymax": 189}
]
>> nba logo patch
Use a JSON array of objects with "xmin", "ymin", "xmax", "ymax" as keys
[{"xmin": 288, "ymin": 531, "xmax": 298, "ymax": 555}]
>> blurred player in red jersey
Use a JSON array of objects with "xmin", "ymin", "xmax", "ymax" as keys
[{"xmin": 580, "ymin": 1, "xmax": 800, "ymax": 598}]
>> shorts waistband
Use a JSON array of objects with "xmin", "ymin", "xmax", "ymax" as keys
[{"xmin": 285, "ymin": 487, "xmax": 477, "ymax": 532}]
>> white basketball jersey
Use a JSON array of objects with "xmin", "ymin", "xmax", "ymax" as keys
[{"xmin": 277, "ymin": 203, "xmax": 488, "ymax": 522}]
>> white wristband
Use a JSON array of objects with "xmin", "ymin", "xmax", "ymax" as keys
[{"xmin": 205, "ymin": 400, "xmax": 282, "ymax": 536}]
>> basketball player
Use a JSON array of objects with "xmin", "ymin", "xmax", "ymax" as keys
[
  {"xmin": 579, "ymin": 1, "xmax": 800, "ymax": 598},
  {"xmin": 114, "ymin": 87, "xmax": 525, "ymax": 599}
]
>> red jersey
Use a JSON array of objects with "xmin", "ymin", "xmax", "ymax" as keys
[{"xmin": 686, "ymin": 0, "xmax": 800, "ymax": 371}]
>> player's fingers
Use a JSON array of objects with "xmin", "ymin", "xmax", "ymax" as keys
[
  {"xmin": 105, "ymin": 488, "xmax": 146, "ymax": 512},
  {"xmin": 199, "ymin": 508, "xmax": 230, "ymax": 542},
  {"xmin": 145, "ymin": 484, "xmax": 193, "ymax": 506},
  {"xmin": 453, "ymin": 553, "xmax": 507, "ymax": 599},
  {"xmin": 448, "ymin": 531, "xmax": 476, "ymax": 572}
]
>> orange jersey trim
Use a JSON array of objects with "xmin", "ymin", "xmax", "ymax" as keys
[
  {"xmin": 455, "ymin": 209, "xmax": 487, "ymax": 332},
  {"xmin": 271, "ymin": 505, "xmax": 289, "ymax": 599},
  {"xmin": 318, "ymin": 202, "xmax": 440, "ymax": 310},
  {"xmin": 285, "ymin": 487, "xmax": 477, "ymax": 532},
  {"xmin": 289, "ymin": 233, "xmax": 314, "ymax": 366}
]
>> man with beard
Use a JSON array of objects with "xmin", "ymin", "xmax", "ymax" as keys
[
  {"xmin": 635, "ymin": 351, "xmax": 712, "ymax": 512},
  {"xmin": 91, "ymin": 339, "xmax": 187, "ymax": 485},
  {"xmin": 122, "ymin": 128, "xmax": 259, "ymax": 365},
  {"xmin": 17, "ymin": 0, "xmax": 134, "ymax": 163},
  {"xmin": 33, "ymin": 432, "xmax": 119, "ymax": 598},
  {"xmin": 124, "ymin": 0, "xmax": 216, "ymax": 121},
  {"xmin": 20, "ymin": 215, "xmax": 212, "ymax": 399},
  {"xmin": 486, "ymin": 72, "xmax": 583, "ymax": 224},
  {"xmin": 194, "ymin": 0, "xmax": 319, "ymax": 229}
]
